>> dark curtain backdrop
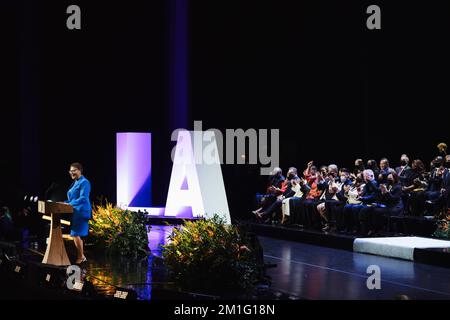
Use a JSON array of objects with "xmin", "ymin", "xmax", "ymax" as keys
[{"xmin": 1, "ymin": 0, "xmax": 449, "ymax": 218}]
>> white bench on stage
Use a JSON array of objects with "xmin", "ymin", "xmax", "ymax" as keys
[{"xmin": 354, "ymin": 236, "xmax": 450, "ymax": 261}]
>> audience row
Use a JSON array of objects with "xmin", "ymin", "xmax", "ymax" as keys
[{"xmin": 254, "ymin": 152, "xmax": 450, "ymax": 236}]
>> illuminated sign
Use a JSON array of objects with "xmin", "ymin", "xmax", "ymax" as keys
[{"xmin": 116, "ymin": 131, "xmax": 230, "ymax": 223}]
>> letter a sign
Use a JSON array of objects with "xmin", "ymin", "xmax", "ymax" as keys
[{"xmin": 165, "ymin": 130, "xmax": 231, "ymax": 224}]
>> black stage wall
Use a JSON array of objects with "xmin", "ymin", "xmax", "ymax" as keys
[{"xmin": 1, "ymin": 0, "xmax": 449, "ymax": 218}]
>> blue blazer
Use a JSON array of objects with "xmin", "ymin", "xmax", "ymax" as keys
[{"xmin": 66, "ymin": 175, "xmax": 92, "ymax": 219}]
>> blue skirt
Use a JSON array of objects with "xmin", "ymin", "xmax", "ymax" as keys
[{"xmin": 70, "ymin": 210, "xmax": 90, "ymax": 237}]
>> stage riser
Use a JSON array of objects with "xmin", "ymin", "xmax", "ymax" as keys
[
  {"xmin": 414, "ymin": 248, "xmax": 450, "ymax": 268},
  {"xmin": 245, "ymin": 223, "xmax": 355, "ymax": 251},
  {"xmin": 245, "ymin": 222, "xmax": 450, "ymax": 269}
]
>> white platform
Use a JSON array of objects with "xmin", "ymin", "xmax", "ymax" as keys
[{"xmin": 353, "ymin": 237, "xmax": 450, "ymax": 261}]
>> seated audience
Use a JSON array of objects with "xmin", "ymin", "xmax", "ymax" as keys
[
  {"xmin": 253, "ymin": 142, "xmax": 449, "ymax": 235},
  {"xmin": 309, "ymin": 164, "xmax": 339, "ymax": 229},
  {"xmin": 337, "ymin": 173, "xmax": 364, "ymax": 231},
  {"xmin": 253, "ymin": 167, "xmax": 285, "ymax": 215},
  {"xmin": 290, "ymin": 162, "xmax": 323, "ymax": 227},
  {"xmin": 316, "ymin": 168, "xmax": 351, "ymax": 231},
  {"xmin": 281, "ymin": 176, "xmax": 310, "ymax": 224},
  {"xmin": 256, "ymin": 167, "xmax": 299, "ymax": 222}
]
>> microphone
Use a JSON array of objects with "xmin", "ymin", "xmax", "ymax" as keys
[{"xmin": 45, "ymin": 182, "xmax": 57, "ymax": 201}]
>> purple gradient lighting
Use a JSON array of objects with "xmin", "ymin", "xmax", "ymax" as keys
[{"xmin": 117, "ymin": 133, "xmax": 152, "ymax": 208}]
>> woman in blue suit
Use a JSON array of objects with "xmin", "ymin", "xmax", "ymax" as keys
[{"xmin": 66, "ymin": 162, "xmax": 91, "ymax": 264}]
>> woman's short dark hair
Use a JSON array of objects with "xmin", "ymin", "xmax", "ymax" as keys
[
  {"xmin": 70, "ymin": 162, "xmax": 83, "ymax": 173},
  {"xmin": 389, "ymin": 171, "xmax": 400, "ymax": 184}
]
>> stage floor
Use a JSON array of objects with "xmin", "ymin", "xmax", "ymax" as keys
[
  {"xmin": 76, "ymin": 225, "xmax": 176, "ymax": 299},
  {"xmin": 260, "ymin": 236, "xmax": 450, "ymax": 299},
  {"xmin": 105, "ymin": 226, "xmax": 450, "ymax": 300},
  {"xmin": 6, "ymin": 225, "xmax": 450, "ymax": 300}
]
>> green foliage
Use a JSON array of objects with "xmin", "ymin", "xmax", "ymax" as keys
[
  {"xmin": 88, "ymin": 202, "xmax": 150, "ymax": 258},
  {"xmin": 433, "ymin": 220, "xmax": 450, "ymax": 239},
  {"xmin": 162, "ymin": 215, "xmax": 261, "ymax": 293}
]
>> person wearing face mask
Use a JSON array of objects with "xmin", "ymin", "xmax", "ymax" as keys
[
  {"xmin": 316, "ymin": 168, "xmax": 351, "ymax": 232},
  {"xmin": 280, "ymin": 176, "xmax": 311, "ymax": 224},
  {"xmin": 395, "ymin": 154, "xmax": 411, "ymax": 216},
  {"xmin": 286, "ymin": 162, "xmax": 316, "ymax": 226},
  {"xmin": 338, "ymin": 174, "xmax": 364, "ymax": 232},
  {"xmin": 333, "ymin": 169, "xmax": 355, "ymax": 231},
  {"xmin": 429, "ymin": 156, "xmax": 444, "ymax": 177},
  {"xmin": 396, "ymin": 154, "xmax": 411, "ymax": 186},
  {"xmin": 359, "ymin": 172, "xmax": 404, "ymax": 236}
]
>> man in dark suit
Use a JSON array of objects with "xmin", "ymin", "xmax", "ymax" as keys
[
  {"xmin": 253, "ymin": 167, "xmax": 285, "ymax": 215},
  {"xmin": 425, "ymin": 157, "xmax": 446, "ymax": 215},
  {"xmin": 378, "ymin": 158, "xmax": 396, "ymax": 185},
  {"xmin": 343, "ymin": 169, "xmax": 379, "ymax": 234},
  {"xmin": 395, "ymin": 154, "xmax": 412, "ymax": 186}
]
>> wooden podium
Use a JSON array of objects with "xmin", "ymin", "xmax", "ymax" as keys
[{"xmin": 38, "ymin": 201, "xmax": 73, "ymax": 266}]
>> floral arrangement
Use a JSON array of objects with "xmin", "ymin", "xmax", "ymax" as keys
[
  {"xmin": 88, "ymin": 201, "xmax": 150, "ymax": 258},
  {"xmin": 433, "ymin": 217, "xmax": 450, "ymax": 239},
  {"xmin": 162, "ymin": 215, "xmax": 262, "ymax": 293},
  {"xmin": 437, "ymin": 142, "xmax": 447, "ymax": 153}
]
